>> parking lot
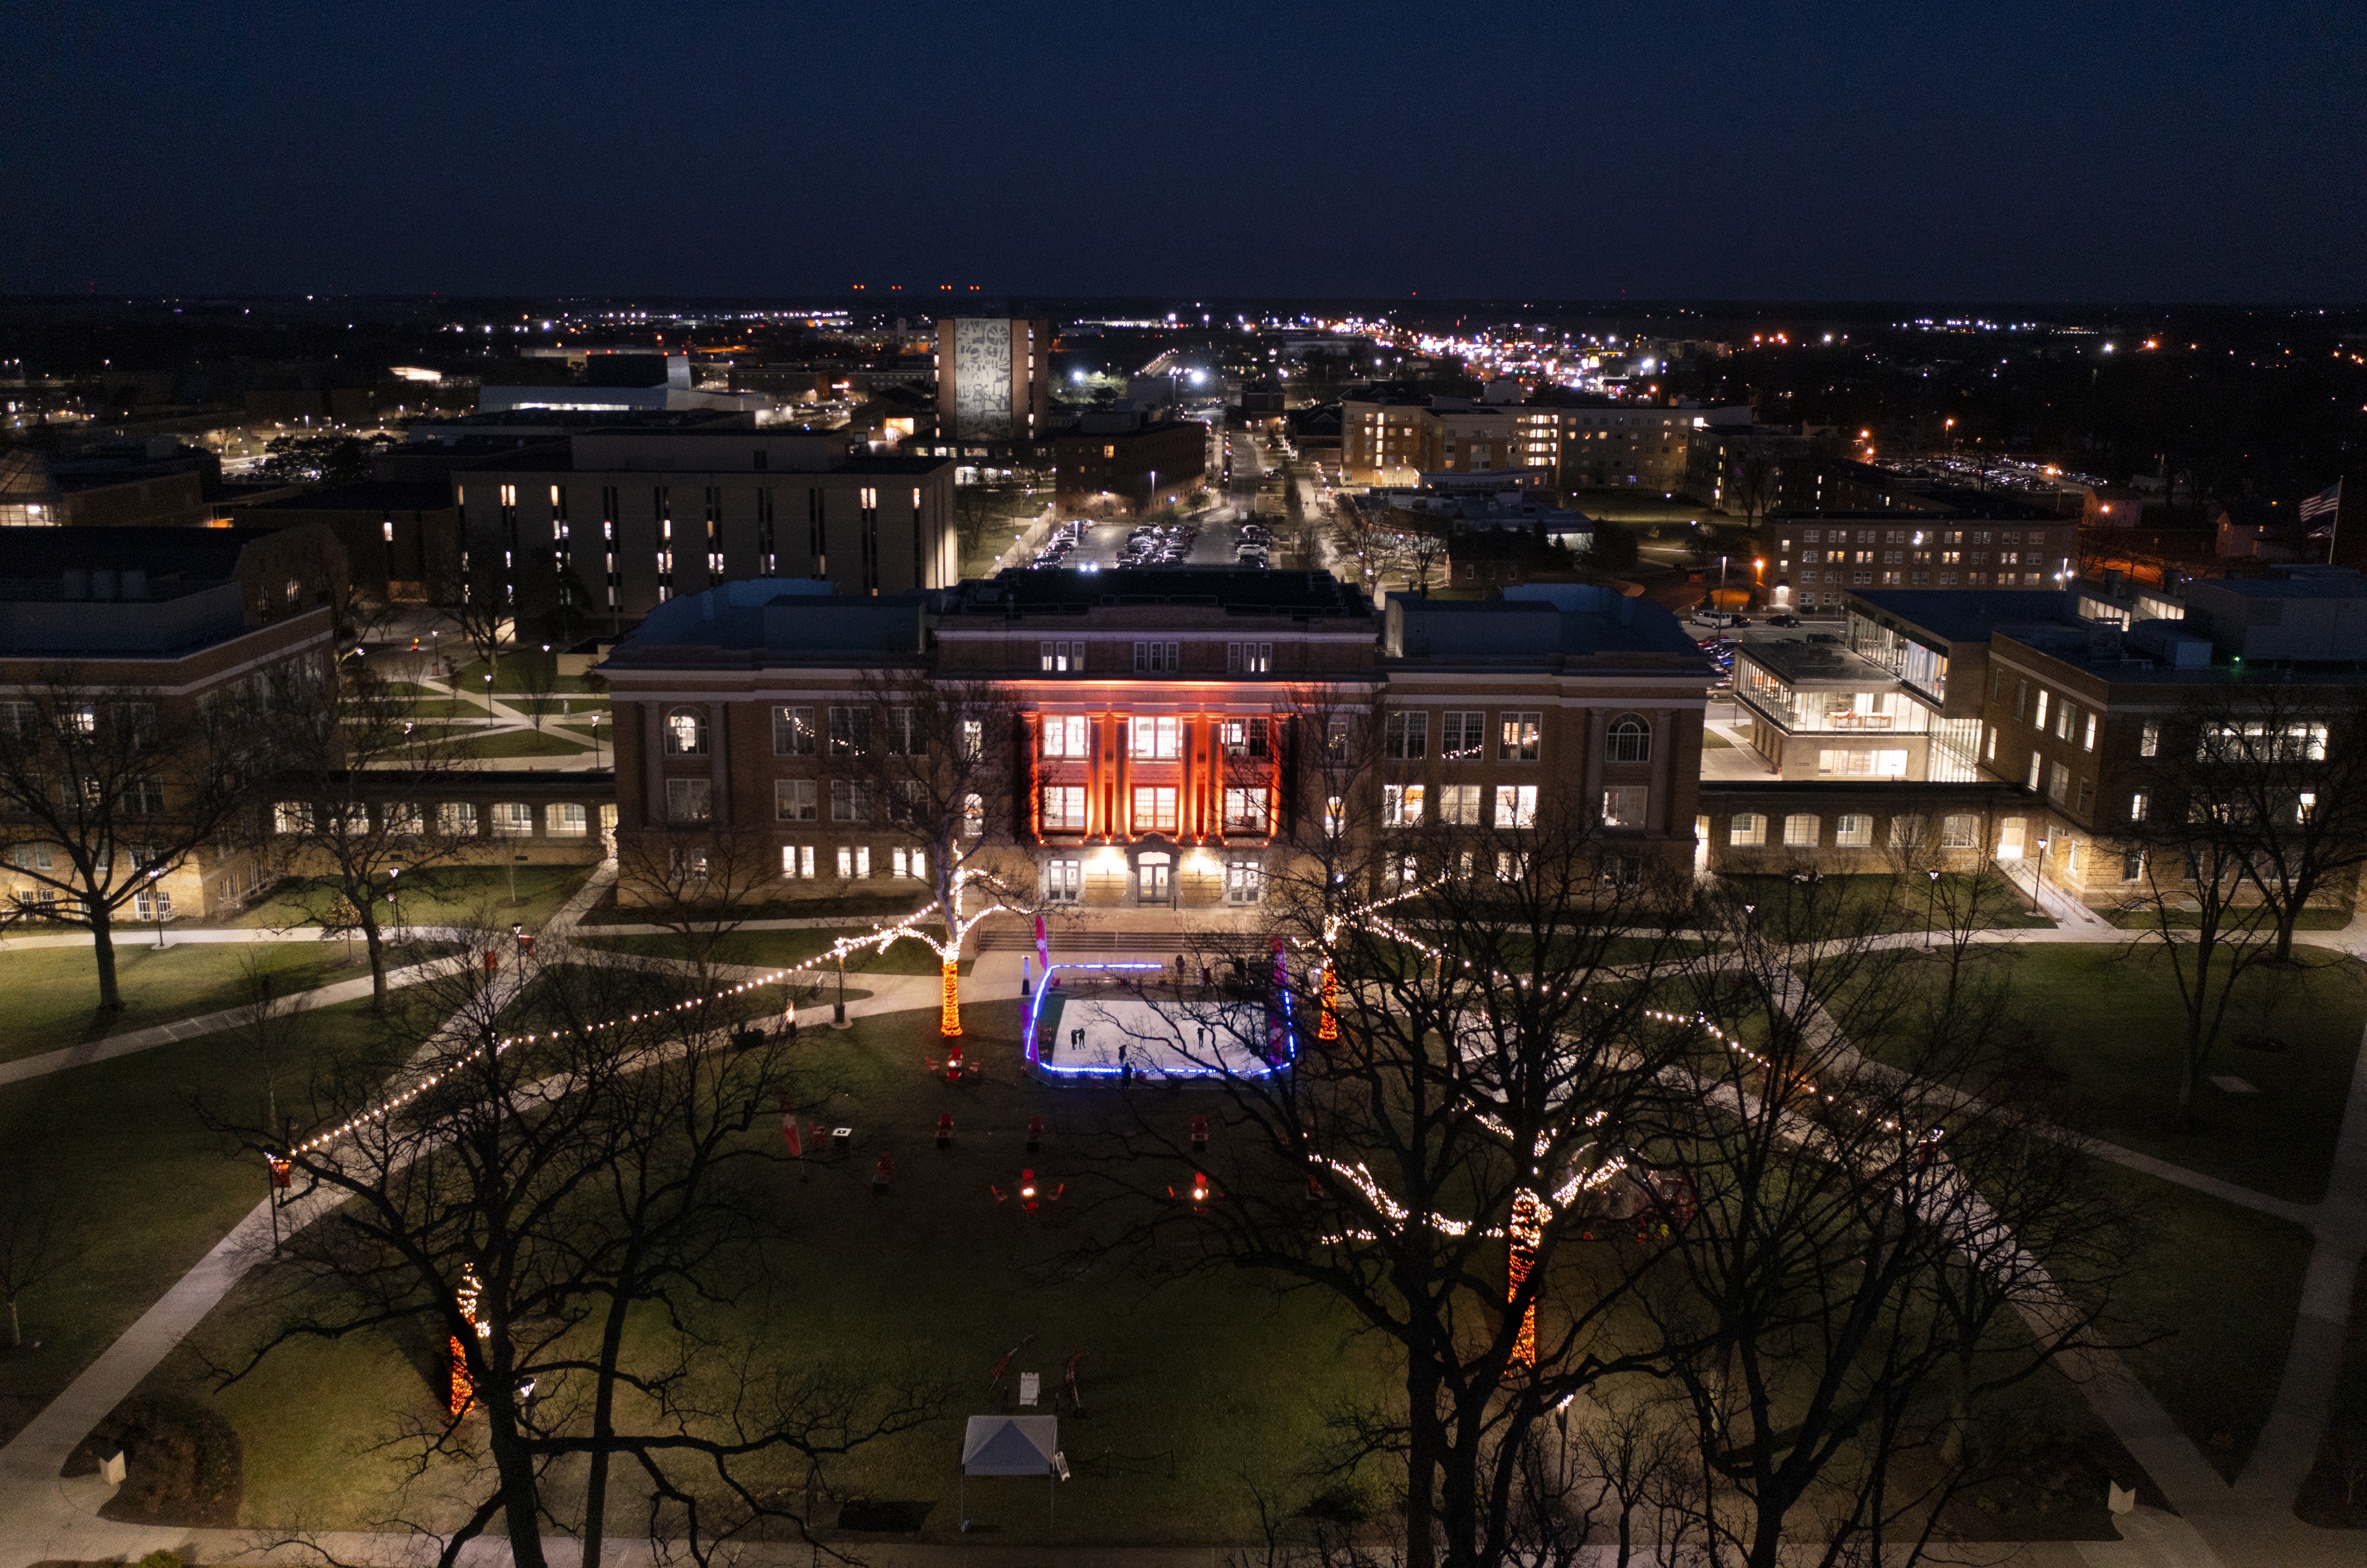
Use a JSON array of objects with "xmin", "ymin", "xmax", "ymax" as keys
[{"xmin": 1027, "ymin": 513, "xmax": 1275, "ymax": 572}]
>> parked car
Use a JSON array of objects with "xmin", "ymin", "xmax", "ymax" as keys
[
  {"xmin": 1691, "ymin": 610, "xmax": 1749, "ymax": 630},
  {"xmin": 1766, "ymin": 612, "xmax": 1801, "ymax": 628}
]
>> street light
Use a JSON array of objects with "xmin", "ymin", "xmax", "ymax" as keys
[
  {"xmin": 2029, "ymin": 836, "xmax": 2050, "ymax": 913},
  {"xmin": 148, "ymin": 865, "xmax": 165, "ymax": 947},
  {"xmin": 1925, "ymin": 867, "xmax": 1940, "ymax": 949},
  {"xmin": 484, "ymin": 671, "xmax": 495, "ymax": 725}
]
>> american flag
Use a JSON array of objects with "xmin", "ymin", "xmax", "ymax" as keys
[{"xmin": 2300, "ymin": 480, "xmax": 2342, "ymax": 521}]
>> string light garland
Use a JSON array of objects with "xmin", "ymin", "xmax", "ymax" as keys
[{"xmin": 277, "ymin": 910, "xmax": 957, "ymax": 1162}]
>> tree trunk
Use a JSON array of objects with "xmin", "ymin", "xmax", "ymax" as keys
[
  {"xmin": 2275, "ymin": 910, "xmax": 2299, "ymax": 966},
  {"xmin": 7, "ymin": 1294, "xmax": 20, "ymax": 1349},
  {"xmin": 1406, "ymin": 1360, "xmax": 1440, "ymax": 1568},
  {"xmin": 488, "ymin": 1416, "xmax": 548, "ymax": 1568},
  {"xmin": 579, "ymin": 1288, "xmax": 632, "ymax": 1568},
  {"xmin": 91, "ymin": 913, "xmax": 122, "ymax": 1013},
  {"xmin": 364, "ymin": 912, "xmax": 389, "ymax": 1008}
]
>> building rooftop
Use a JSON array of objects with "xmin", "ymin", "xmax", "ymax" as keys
[
  {"xmin": 405, "ymin": 409, "xmax": 749, "ymax": 444},
  {"xmin": 237, "ymin": 480, "xmax": 454, "ymax": 513},
  {"xmin": 601, "ymin": 578, "xmax": 930, "ymax": 667},
  {"xmin": 1733, "ymin": 638, "xmax": 1899, "ymax": 688},
  {"xmin": 1846, "ymin": 589, "xmax": 2082, "ymax": 647},
  {"xmin": 1389, "ymin": 584, "xmax": 1704, "ymax": 664},
  {"xmin": 948, "ymin": 568, "xmax": 1370, "ymax": 621}
]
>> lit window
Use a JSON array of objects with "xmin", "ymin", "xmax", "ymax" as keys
[
  {"xmin": 782, "ymin": 845, "xmax": 816, "ymax": 879},
  {"xmin": 2129, "ymin": 790, "xmax": 2149, "ymax": 822},
  {"xmin": 1605, "ymin": 716, "xmax": 1651, "ymax": 764},
  {"xmin": 1500, "ymin": 713, "xmax": 1541, "ymax": 761},
  {"xmin": 1383, "ymin": 783, "xmax": 1425, "ymax": 827},
  {"xmin": 1042, "ymin": 785, "xmax": 1087, "ymax": 831},
  {"xmin": 1496, "ymin": 785, "xmax": 1539, "ymax": 829},
  {"xmin": 1222, "ymin": 787, "xmax": 1269, "ymax": 833},
  {"xmin": 1782, "ymin": 814, "xmax": 1819, "ymax": 848},
  {"xmin": 1730, "ymin": 812, "xmax": 1767, "ymax": 847},
  {"xmin": 1041, "ymin": 715, "xmax": 1090, "ymax": 758},
  {"xmin": 2140, "ymin": 721, "xmax": 2159, "ymax": 758},
  {"xmin": 1130, "ymin": 716, "xmax": 1182, "ymax": 759},
  {"xmin": 663, "ymin": 707, "xmax": 708, "ymax": 756},
  {"xmin": 546, "ymin": 803, "xmax": 588, "ymax": 838},
  {"xmin": 1437, "ymin": 784, "xmax": 1481, "ymax": 825},
  {"xmin": 1132, "ymin": 786, "xmax": 1180, "ymax": 832},
  {"xmin": 1834, "ymin": 814, "xmax": 1873, "ymax": 847}
]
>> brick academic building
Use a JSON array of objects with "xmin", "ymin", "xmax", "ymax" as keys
[{"xmin": 599, "ymin": 570, "xmax": 1709, "ymax": 910}]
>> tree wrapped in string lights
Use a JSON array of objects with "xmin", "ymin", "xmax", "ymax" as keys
[{"xmin": 835, "ymin": 672, "xmax": 1033, "ymax": 1037}]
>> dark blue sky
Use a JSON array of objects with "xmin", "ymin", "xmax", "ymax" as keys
[{"xmin": 4, "ymin": 1, "xmax": 2360, "ymax": 301}]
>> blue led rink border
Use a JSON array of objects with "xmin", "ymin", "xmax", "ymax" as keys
[{"xmin": 1023, "ymin": 961, "xmax": 1297, "ymax": 1081}]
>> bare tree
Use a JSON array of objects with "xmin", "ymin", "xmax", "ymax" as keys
[
  {"xmin": 0, "ymin": 1159, "xmax": 61, "ymax": 1350},
  {"xmin": 436, "ymin": 552, "xmax": 513, "ymax": 695},
  {"xmin": 612, "ymin": 827, "xmax": 780, "ymax": 986},
  {"xmin": 1089, "ymin": 788, "xmax": 1706, "ymax": 1568},
  {"xmin": 2112, "ymin": 702, "xmax": 2298, "ymax": 1125},
  {"xmin": 264, "ymin": 653, "xmax": 475, "ymax": 1006},
  {"xmin": 0, "ymin": 666, "xmax": 260, "ymax": 1011},
  {"xmin": 202, "ymin": 930, "xmax": 938, "ymax": 1568},
  {"xmin": 837, "ymin": 672, "xmax": 1031, "ymax": 1034},
  {"xmin": 1730, "ymin": 441, "xmax": 1780, "ymax": 528},
  {"xmin": 2173, "ymin": 685, "xmax": 2367, "ymax": 963},
  {"xmin": 1639, "ymin": 879, "xmax": 2126, "ymax": 1568}
]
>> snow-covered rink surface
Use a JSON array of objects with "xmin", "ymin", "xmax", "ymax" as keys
[{"xmin": 1027, "ymin": 990, "xmax": 1289, "ymax": 1082}]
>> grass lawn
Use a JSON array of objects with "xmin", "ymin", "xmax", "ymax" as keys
[
  {"xmin": 1854, "ymin": 944, "xmax": 2365, "ymax": 1204},
  {"xmin": 451, "ymin": 657, "xmax": 604, "ymax": 696},
  {"xmin": 0, "ymin": 941, "xmax": 368, "ymax": 1066},
  {"xmin": 1571, "ymin": 496, "xmax": 1703, "ymax": 525},
  {"xmin": 229, "ymin": 864, "xmax": 599, "ymax": 934},
  {"xmin": 1722, "ymin": 871, "xmax": 2054, "ymax": 938},
  {"xmin": 2085, "ymin": 1161, "xmax": 2315, "ymax": 1482},
  {"xmin": 2099, "ymin": 907, "xmax": 2353, "ymax": 931},
  {"xmin": 0, "ymin": 997, "xmax": 408, "ymax": 1449},
  {"xmin": 443, "ymin": 728, "xmax": 594, "ymax": 760},
  {"xmin": 575, "ymin": 927, "xmax": 969, "ymax": 976},
  {"xmin": 576, "ymin": 885, "xmax": 933, "ymax": 926},
  {"xmin": 1701, "ymin": 730, "xmax": 1734, "ymax": 749},
  {"xmin": 120, "ymin": 1000, "xmax": 1396, "ymax": 1543},
  {"xmin": 388, "ymin": 697, "xmax": 495, "ymax": 720}
]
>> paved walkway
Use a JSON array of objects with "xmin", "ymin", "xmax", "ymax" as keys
[
  {"xmin": 0, "ymin": 957, "xmax": 448, "ymax": 1088},
  {"xmin": 0, "ymin": 862, "xmax": 620, "ymax": 1568}
]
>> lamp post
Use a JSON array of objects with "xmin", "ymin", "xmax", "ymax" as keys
[
  {"xmin": 590, "ymin": 712, "xmax": 602, "ymax": 769},
  {"xmin": 484, "ymin": 671, "xmax": 495, "ymax": 727},
  {"xmin": 385, "ymin": 864, "xmax": 401, "ymax": 941},
  {"xmin": 148, "ymin": 865, "xmax": 164, "ymax": 947},
  {"xmin": 2029, "ymin": 835, "xmax": 2050, "ymax": 913},
  {"xmin": 1925, "ymin": 867, "xmax": 1940, "ymax": 949},
  {"xmin": 833, "ymin": 952, "xmax": 848, "ymax": 1029}
]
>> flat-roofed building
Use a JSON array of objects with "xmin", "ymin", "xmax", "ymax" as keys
[
  {"xmin": 0, "ymin": 526, "xmax": 343, "ymax": 921},
  {"xmin": 449, "ymin": 425, "xmax": 958, "ymax": 627},
  {"xmin": 599, "ymin": 569, "xmax": 1709, "ymax": 911}
]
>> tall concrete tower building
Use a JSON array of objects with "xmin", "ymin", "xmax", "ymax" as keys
[{"xmin": 936, "ymin": 318, "xmax": 1052, "ymax": 441}]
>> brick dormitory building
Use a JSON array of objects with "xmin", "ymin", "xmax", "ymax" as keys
[
  {"xmin": 598, "ymin": 568, "xmax": 1709, "ymax": 910},
  {"xmin": 1702, "ymin": 566, "xmax": 2367, "ymax": 915}
]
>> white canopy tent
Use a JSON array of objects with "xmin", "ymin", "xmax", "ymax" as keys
[{"xmin": 960, "ymin": 1413, "xmax": 1066, "ymax": 1530}]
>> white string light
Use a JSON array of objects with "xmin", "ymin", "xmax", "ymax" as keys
[{"xmin": 280, "ymin": 915, "xmax": 946, "ymax": 1159}]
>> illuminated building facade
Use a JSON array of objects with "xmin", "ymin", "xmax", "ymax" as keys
[{"xmin": 602, "ymin": 570, "xmax": 1710, "ymax": 910}]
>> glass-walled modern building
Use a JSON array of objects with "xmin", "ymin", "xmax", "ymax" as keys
[{"xmin": 1730, "ymin": 641, "xmax": 1963, "ymax": 780}]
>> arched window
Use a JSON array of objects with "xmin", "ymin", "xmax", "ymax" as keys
[
  {"xmin": 1606, "ymin": 714, "xmax": 1651, "ymax": 764},
  {"xmin": 664, "ymin": 706, "xmax": 708, "ymax": 756}
]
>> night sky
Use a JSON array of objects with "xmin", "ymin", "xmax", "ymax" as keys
[{"xmin": 4, "ymin": 1, "xmax": 2360, "ymax": 302}]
